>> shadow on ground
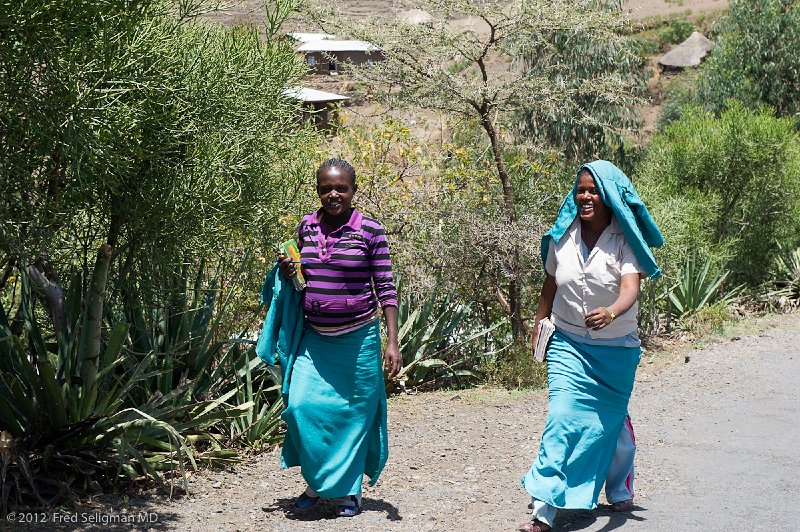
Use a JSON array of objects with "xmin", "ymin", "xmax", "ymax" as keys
[
  {"xmin": 554, "ymin": 504, "xmax": 648, "ymax": 531},
  {"xmin": 265, "ymin": 496, "xmax": 402, "ymax": 522}
]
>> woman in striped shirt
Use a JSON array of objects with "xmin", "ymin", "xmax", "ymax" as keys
[{"xmin": 278, "ymin": 159, "xmax": 401, "ymax": 517}]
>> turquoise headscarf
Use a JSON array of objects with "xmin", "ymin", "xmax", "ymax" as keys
[{"xmin": 541, "ymin": 160, "xmax": 664, "ymax": 280}]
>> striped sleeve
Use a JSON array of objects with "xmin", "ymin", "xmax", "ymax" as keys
[{"xmin": 365, "ymin": 218, "xmax": 397, "ymax": 308}]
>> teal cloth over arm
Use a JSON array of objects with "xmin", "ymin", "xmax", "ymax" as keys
[
  {"xmin": 542, "ymin": 160, "xmax": 664, "ymax": 280},
  {"xmin": 255, "ymin": 265, "xmax": 304, "ymax": 404}
]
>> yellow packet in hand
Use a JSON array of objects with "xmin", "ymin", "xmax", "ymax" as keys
[{"xmin": 280, "ymin": 239, "xmax": 306, "ymax": 291}]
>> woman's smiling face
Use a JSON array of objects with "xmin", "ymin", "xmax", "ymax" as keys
[
  {"xmin": 316, "ymin": 166, "xmax": 356, "ymax": 219},
  {"xmin": 576, "ymin": 171, "xmax": 609, "ymax": 224}
]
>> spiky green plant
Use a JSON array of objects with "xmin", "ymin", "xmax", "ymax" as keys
[
  {"xmin": 0, "ymin": 251, "xmax": 258, "ymax": 508},
  {"xmin": 767, "ymin": 245, "xmax": 800, "ymax": 304},
  {"xmin": 392, "ymin": 278, "xmax": 501, "ymax": 390},
  {"xmin": 668, "ymin": 253, "xmax": 743, "ymax": 320},
  {"xmin": 222, "ymin": 343, "xmax": 284, "ymax": 451}
]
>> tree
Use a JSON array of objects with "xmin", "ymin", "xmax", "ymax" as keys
[
  {"xmin": 0, "ymin": 0, "xmax": 319, "ymax": 504},
  {"xmin": 0, "ymin": 0, "xmax": 316, "ymax": 334},
  {"xmin": 305, "ymin": 0, "xmax": 644, "ymax": 341},
  {"xmin": 696, "ymin": 0, "xmax": 800, "ymax": 118},
  {"xmin": 638, "ymin": 102, "xmax": 800, "ymax": 286},
  {"xmin": 518, "ymin": 0, "xmax": 647, "ymax": 167}
]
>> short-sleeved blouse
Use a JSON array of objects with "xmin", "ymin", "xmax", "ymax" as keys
[{"xmin": 546, "ymin": 216, "xmax": 643, "ymax": 339}]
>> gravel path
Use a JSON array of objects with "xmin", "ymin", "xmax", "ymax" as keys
[
  {"xmin": 17, "ymin": 312, "xmax": 792, "ymax": 531},
  {"xmin": 103, "ymin": 311, "xmax": 797, "ymax": 532}
]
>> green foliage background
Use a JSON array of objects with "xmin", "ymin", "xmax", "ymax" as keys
[
  {"xmin": 696, "ymin": 0, "xmax": 800, "ymax": 118},
  {"xmin": 2, "ymin": 0, "xmax": 800, "ymax": 508},
  {"xmin": 0, "ymin": 0, "xmax": 319, "ymax": 506},
  {"xmin": 640, "ymin": 103, "xmax": 800, "ymax": 286},
  {"xmin": 0, "ymin": 0, "xmax": 316, "ymax": 297}
]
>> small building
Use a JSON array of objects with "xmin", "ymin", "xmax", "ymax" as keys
[
  {"xmin": 658, "ymin": 31, "xmax": 715, "ymax": 72},
  {"xmin": 284, "ymin": 87, "xmax": 349, "ymax": 131},
  {"xmin": 297, "ymin": 40, "xmax": 382, "ymax": 75}
]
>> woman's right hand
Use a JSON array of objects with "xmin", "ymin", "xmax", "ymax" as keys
[
  {"xmin": 531, "ymin": 321, "xmax": 540, "ymax": 355},
  {"xmin": 277, "ymin": 253, "xmax": 296, "ymax": 279}
]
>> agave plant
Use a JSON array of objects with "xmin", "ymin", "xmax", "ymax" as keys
[
  {"xmin": 222, "ymin": 343, "xmax": 284, "ymax": 451},
  {"xmin": 116, "ymin": 257, "xmax": 286, "ymax": 451},
  {"xmin": 769, "ymin": 245, "xmax": 800, "ymax": 303},
  {"xmin": 0, "ymin": 247, "xmax": 266, "ymax": 508},
  {"xmin": 392, "ymin": 277, "xmax": 501, "ymax": 390},
  {"xmin": 667, "ymin": 253, "xmax": 743, "ymax": 319}
]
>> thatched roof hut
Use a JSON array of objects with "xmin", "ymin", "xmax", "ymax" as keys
[{"xmin": 658, "ymin": 31, "xmax": 715, "ymax": 72}]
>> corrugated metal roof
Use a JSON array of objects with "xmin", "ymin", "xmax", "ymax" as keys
[
  {"xmin": 297, "ymin": 40, "xmax": 379, "ymax": 53},
  {"xmin": 283, "ymin": 87, "xmax": 350, "ymax": 103},
  {"xmin": 287, "ymin": 32, "xmax": 336, "ymax": 43}
]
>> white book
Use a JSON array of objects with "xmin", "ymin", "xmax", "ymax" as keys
[{"xmin": 533, "ymin": 317, "xmax": 555, "ymax": 363}]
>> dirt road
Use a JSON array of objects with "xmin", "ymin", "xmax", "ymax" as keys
[{"xmin": 112, "ymin": 311, "xmax": 798, "ymax": 531}]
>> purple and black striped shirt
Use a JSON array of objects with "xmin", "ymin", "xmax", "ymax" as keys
[{"xmin": 298, "ymin": 208, "xmax": 397, "ymax": 335}]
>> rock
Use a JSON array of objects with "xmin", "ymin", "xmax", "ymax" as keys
[{"xmin": 658, "ymin": 31, "xmax": 715, "ymax": 71}]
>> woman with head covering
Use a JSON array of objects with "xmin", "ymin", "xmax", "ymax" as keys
[
  {"xmin": 519, "ymin": 160, "xmax": 663, "ymax": 532},
  {"xmin": 276, "ymin": 158, "xmax": 402, "ymax": 517}
]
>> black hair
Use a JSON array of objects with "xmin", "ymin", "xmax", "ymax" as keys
[{"xmin": 316, "ymin": 158, "xmax": 357, "ymax": 187}]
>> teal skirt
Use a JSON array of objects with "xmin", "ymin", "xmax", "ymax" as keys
[
  {"xmin": 521, "ymin": 330, "xmax": 640, "ymax": 509},
  {"xmin": 281, "ymin": 319, "xmax": 388, "ymax": 497}
]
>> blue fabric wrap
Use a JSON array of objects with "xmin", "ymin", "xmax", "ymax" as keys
[
  {"xmin": 280, "ymin": 320, "xmax": 388, "ymax": 497},
  {"xmin": 255, "ymin": 265, "xmax": 304, "ymax": 404},
  {"xmin": 521, "ymin": 331, "xmax": 641, "ymax": 508},
  {"xmin": 542, "ymin": 160, "xmax": 664, "ymax": 280}
]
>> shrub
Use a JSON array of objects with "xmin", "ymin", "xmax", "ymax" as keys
[
  {"xmin": 667, "ymin": 253, "xmax": 743, "ymax": 321},
  {"xmin": 0, "ymin": 257, "xmax": 269, "ymax": 507},
  {"xmin": 681, "ymin": 301, "xmax": 732, "ymax": 336},
  {"xmin": 480, "ymin": 342, "xmax": 548, "ymax": 390},
  {"xmin": 766, "ymin": 245, "xmax": 800, "ymax": 307},
  {"xmin": 695, "ymin": 0, "xmax": 800, "ymax": 117},
  {"xmin": 0, "ymin": 0, "xmax": 318, "ymax": 335},
  {"xmin": 392, "ymin": 277, "xmax": 501, "ymax": 392},
  {"xmin": 659, "ymin": 18, "xmax": 694, "ymax": 48},
  {"xmin": 638, "ymin": 102, "xmax": 800, "ymax": 286},
  {"xmin": 655, "ymin": 73, "xmax": 697, "ymax": 131},
  {"xmin": 0, "ymin": 0, "xmax": 313, "ymax": 506}
]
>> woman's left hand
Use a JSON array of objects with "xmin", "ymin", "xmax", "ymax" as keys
[
  {"xmin": 383, "ymin": 342, "xmax": 402, "ymax": 379},
  {"xmin": 584, "ymin": 307, "xmax": 614, "ymax": 330}
]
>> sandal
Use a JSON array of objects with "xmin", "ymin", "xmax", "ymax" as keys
[
  {"xmin": 518, "ymin": 520, "xmax": 551, "ymax": 532},
  {"xmin": 293, "ymin": 490, "xmax": 319, "ymax": 511},
  {"xmin": 611, "ymin": 499, "xmax": 634, "ymax": 512},
  {"xmin": 335, "ymin": 495, "xmax": 361, "ymax": 517}
]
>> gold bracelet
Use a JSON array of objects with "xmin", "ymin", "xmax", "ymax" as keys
[{"xmin": 605, "ymin": 307, "xmax": 616, "ymax": 322}]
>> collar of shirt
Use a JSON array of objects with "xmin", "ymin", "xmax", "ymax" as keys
[
  {"xmin": 570, "ymin": 216, "xmax": 622, "ymax": 265},
  {"xmin": 308, "ymin": 207, "xmax": 363, "ymax": 232}
]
